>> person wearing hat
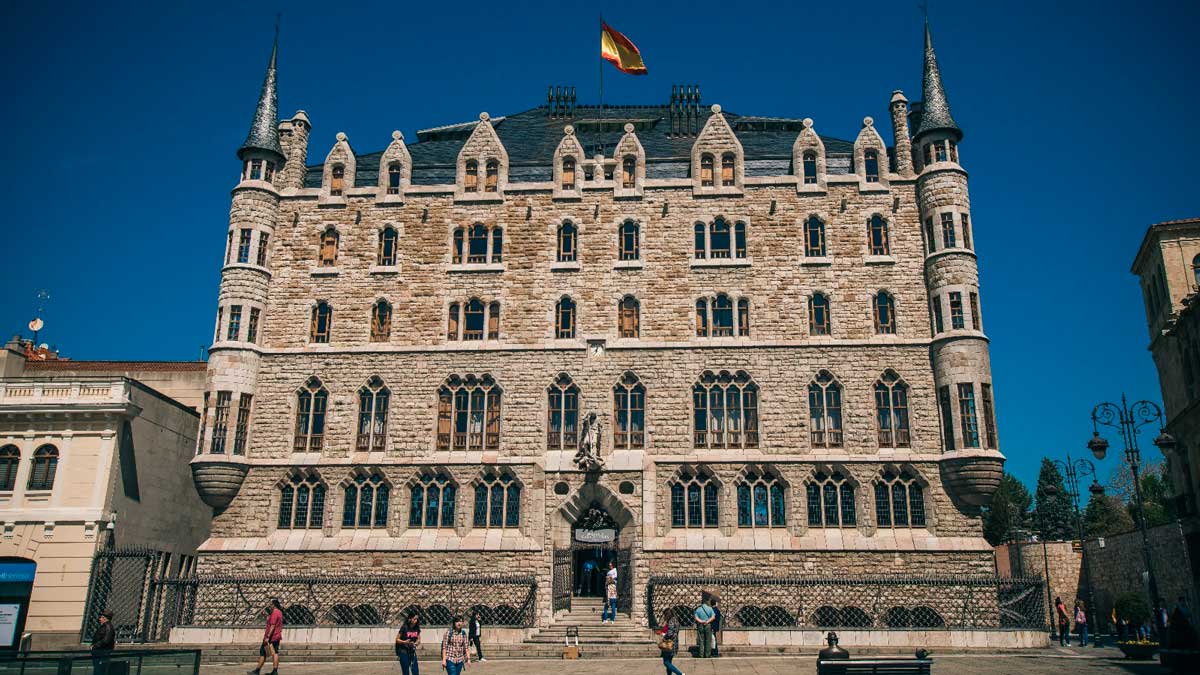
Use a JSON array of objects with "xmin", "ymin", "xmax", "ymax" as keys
[{"xmin": 91, "ymin": 610, "xmax": 116, "ymax": 674}]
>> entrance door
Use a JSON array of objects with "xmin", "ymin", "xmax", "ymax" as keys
[{"xmin": 572, "ymin": 546, "xmax": 615, "ymax": 597}]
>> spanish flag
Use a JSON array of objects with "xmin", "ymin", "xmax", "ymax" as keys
[{"xmin": 601, "ymin": 21, "xmax": 648, "ymax": 75}]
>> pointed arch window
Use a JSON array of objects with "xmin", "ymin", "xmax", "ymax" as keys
[
  {"xmin": 387, "ymin": 162, "xmax": 402, "ymax": 195},
  {"xmin": 737, "ymin": 469, "xmax": 785, "ymax": 528},
  {"xmin": 484, "ymin": 159, "xmax": 499, "ymax": 192},
  {"xmin": 875, "ymin": 370, "xmax": 911, "ymax": 448},
  {"xmin": 294, "ymin": 377, "xmax": 328, "ymax": 452},
  {"xmin": 694, "ymin": 223, "xmax": 706, "ymax": 259},
  {"xmin": 464, "ymin": 160, "xmax": 479, "ymax": 192},
  {"xmin": 693, "ymin": 370, "xmax": 759, "ymax": 449},
  {"xmin": 487, "ymin": 302, "xmax": 501, "ymax": 340},
  {"xmin": 802, "ymin": 152, "xmax": 818, "ymax": 184},
  {"xmin": 319, "ymin": 228, "xmax": 339, "ymax": 266},
  {"xmin": 556, "ymin": 297, "xmax": 576, "ymax": 339},
  {"xmin": 27, "ymin": 445, "xmax": 58, "ymax": 491},
  {"xmin": 343, "ymin": 472, "xmax": 390, "ymax": 528},
  {"xmin": 669, "ymin": 468, "xmax": 719, "ymax": 528},
  {"xmin": 721, "ymin": 153, "xmax": 735, "ymax": 186},
  {"xmin": 311, "ymin": 302, "xmax": 332, "ymax": 343},
  {"xmin": 356, "ymin": 377, "xmax": 390, "ymax": 451},
  {"xmin": 0, "ymin": 445, "xmax": 19, "ymax": 491},
  {"xmin": 738, "ymin": 298, "xmax": 750, "ymax": 337},
  {"xmin": 809, "ymin": 293, "xmax": 831, "ymax": 336},
  {"xmin": 562, "ymin": 157, "xmax": 576, "ymax": 190},
  {"xmin": 868, "ymin": 215, "xmax": 889, "ymax": 256},
  {"xmin": 468, "ymin": 224, "xmax": 489, "ymax": 264},
  {"xmin": 874, "ymin": 469, "xmax": 926, "ymax": 528},
  {"xmin": 809, "ymin": 371, "xmax": 843, "ymax": 448},
  {"xmin": 864, "ymin": 149, "xmax": 880, "ymax": 182},
  {"xmin": 473, "ymin": 471, "xmax": 520, "ymax": 528},
  {"xmin": 613, "ymin": 371, "xmax": 645, "ymax": 450},
  {"xmin": 463, "ymin": 299, "xmax": 486, "ymax": 340},
  {"xmin": 712, "ymin": 294, "xmax": 734, "ymax": 336},
  {"xmin": 806, "ymin": 470, "xmax": 855, "ymax": 527},
  {"xmin": 622, "ymin": 156, "xmax": 636, "ymax": 188},
  {"xmin": 547, "ymin": 373, "xmax": 580, "ymax": 450},
  {"xmin": 378, "ymin": 227, "xmax": 398, "ymax": 266},
  {"xmin": 370, "ymin": 300, "xmax": 392, "ymax": 342},
  {"xmin": 618, "ymin": 220, "xmax": 639, "ymax": 260},
  {"xmin": 619, "ymin": 296, "xmax": 640, "ymax": 338},
  {"xmin": 695, "ymin": 299, "xmax": 708, "ymax": 337},
  {"xmin": 700, "ymin": 154, "xmax": 714, "ymax": 187},
  {"xmin": 804, "ymin": 216, "xmax": 826, "ymax": 257},
  {"xmin": 557, "ymin": 221, "xmax": 577, "ymax": 263},
  {"xmin": 278, "ymin": 472, "xmax": 326, "ymax": 529},
  {"xmin": 735, "ymin": 220, "xmax": 747, "ymax": 258},
  {"xmin": 408, "ymin": 471, "xmax": 456, "ymax": 528},
  {"xmin": 436, "ymin": 374, "xmax": 502, "ymax": 452},
  {"xmin": 330, "ymin": 164, "xmax": 345, "ymax": 196},
  {"xmin": 710, "ymin": 218, "xmax": 731, "ymax": 259},
  {"xmin": 873, "ymin": 291, "xmax": 897, "ymax": 335}
]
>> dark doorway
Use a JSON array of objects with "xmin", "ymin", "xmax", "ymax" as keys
[{"xmin": 573, "ymin": 547, "xmax": 616, "ymax": 597}]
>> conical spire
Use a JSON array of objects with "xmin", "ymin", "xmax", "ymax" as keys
[
  {"xmin": 237, "ymin": 28, "xmax": 284, "ymax": 161},
  {"xmin": 913, "ymin": 21, "xmax": 961, "ymax": 140}
]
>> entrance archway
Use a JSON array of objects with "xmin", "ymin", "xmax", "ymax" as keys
[
  {"xmin": 571, "ymin": 506, "xmax": 619, "ymax": 598},
  {"xmin": 553, "ymin": 483, "xmax": 636, "ymax": 615}
]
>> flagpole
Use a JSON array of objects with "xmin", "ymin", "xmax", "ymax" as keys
[{"xmin": 599, "ymin": 13, "xmax": 605, "ymax": 148}]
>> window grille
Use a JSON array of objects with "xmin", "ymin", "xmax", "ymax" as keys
[
  {"xmin": 613, "ymin": 371, "xmax": 645, "ymax": 449},
  {"xmin": 808, "ymin": 371, "xmax": 843, "ymax": 448}
]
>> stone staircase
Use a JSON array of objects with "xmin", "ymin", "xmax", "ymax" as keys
[{"xmin": 523, "ymin": 597, "xmax": 659, "ymax": 656}]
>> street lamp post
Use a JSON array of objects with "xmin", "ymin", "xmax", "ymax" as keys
[
  {"xmin": 1044, "ymin": 455, "xmax": 1104, "ymax": 646},
  {"xmin": 1087, "ymin": 394, "xmax": 1175, "ymax": 631},
  {"xmin": 1032, "ymin": 499, "xmax": 1055, "ymax": 638}
]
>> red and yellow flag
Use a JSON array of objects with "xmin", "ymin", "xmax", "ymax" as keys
[{"xmin": 601, "ymin": 21, "xmax": 648, "ymax": 75}]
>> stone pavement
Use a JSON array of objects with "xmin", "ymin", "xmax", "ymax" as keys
[{"xmin": 203, "ymin": 647, "xmax": 1166, "ymax": 674}]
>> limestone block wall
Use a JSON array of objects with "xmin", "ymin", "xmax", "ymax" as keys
[
  {"xmin": 995, "ymin": 540, "xmax": 1081, "ymax": 625},
  {"xmin": 1084, "ymin": 522, "xmax": 1199, "ymax": 625}
]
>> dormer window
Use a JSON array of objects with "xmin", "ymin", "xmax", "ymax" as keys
[
  {"xmin": 387, "ymin": 162, "xmax": 402, "ymax": 195},
  {"xmin": 864, "ymin": 150, "xmax": 880, "ymax": 183},
  {"xmin": 485, "ymin": 160, "xmax": 499, "ymax": 192},
  {"xmin": 700, "ymin": 154, "xmax": 714, "ymax": 187},
  {"xmin": 622, "ymin": 156, "xmax": 636, "ymax": 188},
  {"xmin": 464, "ymin": 160, "xmax": 479, "ymax": 192},
  {"xmin": 562, "ymin": 158, "xmax": 576, "ymax": 190},
  {"xmin": 330, "ymin": 165, "xmax": 345, "ymax": 196},
  {"xmin": 802, "ymin": 152, "xmax": 817, "ymax": 185},
  {"xmin": 248, "ymin": 159, "xmax": 263, "ymax": 181},
  {"xmin": 934, "ymin": 141, "xmax": 947, "ymax": 163},
  {"xmin": 721, "ymin": 153, "xmax": 735, "ymax": 186}
]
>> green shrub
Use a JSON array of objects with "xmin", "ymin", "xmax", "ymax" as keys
[{"xmin": 1114, "ymin": 592, "xmax": 1150, "ymax": 623}]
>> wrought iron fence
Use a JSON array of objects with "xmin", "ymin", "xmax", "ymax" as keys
[
  {"xmin": 646, "ymin": 575, "xmax": 1047, "ymax": 631},
  {"xmin": 80, "ymin": 547, "xmax": 162, "ymax": 643}
]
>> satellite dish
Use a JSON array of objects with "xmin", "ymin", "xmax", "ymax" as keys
[{"xmin": 28, "ymin": 318, "xmax": 43, "ymax": 332}]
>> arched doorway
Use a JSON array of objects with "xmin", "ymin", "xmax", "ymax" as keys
[
  {"xmin": 553, "ymin": 483, "xmax": 636, "ymax": 615},
  {"xmin": 571, "ymin": 506, "xmax": 619, "ymax": 598}
]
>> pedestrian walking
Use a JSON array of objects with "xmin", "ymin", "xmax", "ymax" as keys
[
  {"xmin": 710, "ymin": 598, "xmax": 723, "ymax": 657},
  {"xmin": 90, "ymin": 609, "xmax": 116, "ymax": 675},
  {"xmin": 394, "ymin": 611, "xmax": 422, "ymax": 675},
  {"xmin": 655, "ymin": 611, "xmax": 684, "ymax": 675},
  {"xmin": 602, "ymin": 579, "xmax": 618, "ymax": 624},
  {"xmin": 1074, "ymin": 601, "xmax": 1088, "ymax": 647},
  {"xmin": 248, "ymin": 598, "xmax": 283, "ymax": 675},
  {"xmin": 1054, "ymin": 597, "xmax": 1070, "ymax": 646},
  {"xmin": 693, "ymin": 593, "xmax": 715, "ymax": 658},
  {"xmin": 468, "ymin": 610, "xmax": 486, "ymax": 662},
  {"xmin": 440, "ymin": 615, "xmax": 472, "ymax": 675}
]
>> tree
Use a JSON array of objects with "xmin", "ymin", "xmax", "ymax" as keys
[
  {"xmin": 1108, "ymin": 459, "xmax": 1177, "ymax": 528},
  {"xmin": 982, "ymin": 473, "xmax": 1032, "ymax": 546},
  {"xmin": 1083, "ymin": 493, "xmax": 1135, "ymax": 538},
  {"xmin": 1035, "ymin": 458, "xmax": 1075, "ymax": 540}
]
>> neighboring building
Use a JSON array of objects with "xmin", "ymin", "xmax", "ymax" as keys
[
  {"xmin": 188, "ymin": 23, "xmax": 1008, "ymax": 638},
  {"xmin": 0, "ymin": 339, "xmax": 210, "ymax": 647},
  {"xmin": 1132, "ymin": 217, "xmax": 1200, "ymax": 587}
]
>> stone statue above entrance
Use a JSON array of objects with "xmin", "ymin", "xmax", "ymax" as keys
[{"xmin": 573, "ymin": 412, "xmax": 604, "ymax": 472}]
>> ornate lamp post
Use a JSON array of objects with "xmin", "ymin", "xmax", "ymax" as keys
[
  {"xmin": 1031, "ymin": 499, "xmax": 1055, "ymax": 638},
  {"xmin": 1087, "ymin": 395, "xmax": 1175, "ymax": 628},
  {"xmin": 1044, "ymin": 455, "xmax": 1105, "ymax": 646}
]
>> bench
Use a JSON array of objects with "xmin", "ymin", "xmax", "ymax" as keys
[{"xmin": 817, "ymin": 657, "xmax": 933, "ymax": 675}]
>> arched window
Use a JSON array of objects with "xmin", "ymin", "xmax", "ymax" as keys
[
  {"xmin": 622, "ymin": 156, "xmax": 636, "ymax": 189},
  {"xmin": 294, "ymin": 377, "xmax": 328, "ymax": 452},
  {"xmin": 806, "ymin": 470, "xmax": 855, "ymax": 527},
  {"xmin": 721, "ymin": 153, "xmax": 735, "ymax": 186},
  {"xmin": 27, "ymin": 445, "xmax": 58, "ymax": 491},
  {"xmin": 712, "ymin": 294, "xmax": 734, "ymax": 336},
  {"xmin": 387, "ymin": 162, "xmax": 402, "ymax": 195},
  {"xmin": 556, "ymin": 297, "xmax": 576, "ymax": 339},
  {"xmin": 693, "ymin": 370, "xmax": 759, "ymax": 449},
  {"xmin": 613, "ymin": 371, "xmax": 645, "ymax": 449},
  {"xmin": 319, "ymin": 228, "xmax": 339, "ymax": 266},
  {"xmin": 802, "ymin": 151, "xmax": 818, "ymax": 184},
  {"xmin": 0, "ymin": 445, "xmax": 19, "ymax": 491},
  {"xmin": 343, "ymin": 472, "xmax": 390, "ymax": 528},
  {"xmin": 447, "ymin": 302, "xmax": 460, "ymax": 340},
  {"xmin": 864, "ymin": 150, "xmax": 880, "ymax": 183},
  {"xmin": 669, "ymin": 468, "xmax": 719, "ymax": 528},
  {"xmin": 473, "ymin": 471, "xmax": 520, "ymax": 528},
  {"xmin": 875, "ymin": 370, "xmax": 911, "ymax": 448},
  {"xmin": 695, "ymin": 299, "xmax": 708, "ymax": 337},
  {"xmin": 278, "ymin": 472, "xmax": 326, "ymax": 529},
  {"xmin": 562, "ymin": 157, "xmax": 576, "ymax": 191},
  {"xmin": 487, "ymin": 302, "xmax": 501, "ymax": 340},
  {"xmin": 464, "ymin": 160, "xmax": 479, "ymax": 192},
  {"xmin": 874, "ymin": 469, "xmax": 926, "ymax": 528},
  {"xmin": 934, "ymin": 141, "xmax": 948, "ymax": 163},
  {"xmin": 710, "ymin": 218, "xmax": 731, "ymax": 259},
  {"xmin": 941, "ymin": 213, "xmax": 957, "ymax": 249},
  {"xmin": 735, "ymin": 221, "xmax": 747, "ymax": 258},
  {"xmin": 1193, "ymin": 254, "xmax": 1200, "ymax": 289},
  {"xmin": 737, "ymin": 469, "xmax": 785, "ymax": 527},
  {"xmin": 868, "ymin": 215, "xmax": 889, "ymax": 256},
  {"xmin": 463, "ymin": 298, "xmax": 485, "ymax": 340},
  {"xmin": 700, "ymin": 154, "xmax": 714, "ymax": 187},
  {"xmin": 873, "ymin": 291, "xmax": 897, "ymax": 335},
  {"xmin": 958, "ymin": 383, "xmax": 981, "ymax": 448},
  {"xmin": 694, "ymin": 222, "xmax": 706, "ymax": 259},
  {"xmin": 484, "ymin": 160, "xmax": 499, "ymax": 192},
  {"xmin": 311, "ymin": 302, "xmax": 332, "ymax": 343},
  {"xmin": 808, "ymin": 371, "xmax": 843, "ymax": 448},
  {"xmin": 804, "ymin": 216, "xmax": 826, "ymax": 257},
  {"xmin": 452, "ymin": 227, "xmax": 465, "ymax": 264},
  {"xmin": 557, "ymin": 221, "xmax": 577, "ymax": 263},
  {"xmin": 356, "ymin": 377, "xmax": 389, "ymax": 451},
  {"xmin": 330, "ymin": 164, "xmax": 345, "ymax": 196},
  {"xmin": 809, "ymin": 293, "xmax": 831, "ymax": 336},
  {"xmin": 468, "ymin": 224, "xmax": 489, "ymax": 264},
  {"xmin": 547, "ymin": 373, "xmax": 580, "ymax": 450},
  {"xmin": 436, "ymin": 374, "xmax": 502, "ymax": 452},
  {"xmin": 618, "ymin": 220, "xmax": 639, "ymax": 260},
  {"xmin": 408, "ymin": 471, "xmax": 456, "ymax": 528},
  {"xmin": 738, "ymin": 298, "xmax": 751, "ymax": 337},
  {"xmin": 370, "ymin": 300, "xmax": 392, "ymax": 342},
  {"xmin": 490, "ymin": 227, "xmax": 503, "ymax": 263},
  {"xmin": 378, "ymin": 227, "xmax": 398, "ymax": 266},
  {"xmin": 619, "ymin": 296, "xmax": 640, "ymax": 338}
]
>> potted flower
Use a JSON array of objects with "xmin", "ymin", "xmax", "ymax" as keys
[{"xmin": 1114, "ymin": 593, "xmax": 1158, "ymax": 660}]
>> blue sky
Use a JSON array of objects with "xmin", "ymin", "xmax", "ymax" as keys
[{"xmin": 1, "ymin": 1, "xmax": 1197, "ymax": 491}]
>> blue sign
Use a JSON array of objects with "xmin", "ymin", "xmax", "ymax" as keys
[{"xmin": 0, "ymin": 563, "xmax": 36, "ymax": 583}]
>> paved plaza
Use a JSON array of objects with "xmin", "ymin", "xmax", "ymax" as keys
[{"xmin": 200, "ymin": 648, "xmax": 1167, "ymax": 675}]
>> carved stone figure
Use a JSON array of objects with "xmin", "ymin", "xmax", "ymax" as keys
[{"xmin": 574, "ymin": 412, "xmax": 604, "ymax": 471}]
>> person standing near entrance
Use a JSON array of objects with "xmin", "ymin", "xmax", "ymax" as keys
[
  {"xmin": 394, "ymin": 611, "xmax": 421, "ymax": 675},
  {"xmin": 91, "ymin": 609, "xmax": 116, "ymax": 675},
  {"xmin": 1074, "ymin": 600, "xmax": 1088, "ymax": 647},
  {"xmin": 249, "ymin": 598, "xmax": 283, "ymax": 675},
  {"xmin": 607, "ymin": 561, "xmax": 618, "ymax": 585},
  {"xmin": 602, "ymin": 579, "xmax": 618, "ymax": 624},
  {"xmin": 580, "ymin": 557, "xmax": 597, "ymax": 596},
  {"xmin": 694, "ymin": 593, "xmax": 715, "ymax": 658},
  {"xmin": 441, "ymin": 615, "xmax": 472, "ymax": 675},
  {"xmin": 468, "ymin": 610, "xmax": 486, "ymax": 662}
]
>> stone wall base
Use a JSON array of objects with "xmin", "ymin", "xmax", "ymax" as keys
[
  {"xmin": 169, "ymin": 625, "xmax": 529, "ymax": 645},
  {"xmin": 681, "ymin": 628, "xmax": 1048, "ymax": 649}
]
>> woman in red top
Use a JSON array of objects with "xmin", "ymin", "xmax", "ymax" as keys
[{"xmin": 249, "ymin": 598, "xmax": 283, "ymax": 675}]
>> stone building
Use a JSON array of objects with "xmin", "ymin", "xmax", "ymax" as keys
[
  {"xmin": 0, "ymin": 339, "xmax": 210, "ymax": 647},
  {"xmin": 1132, "ymin": 216, "xmax": 1200, "ymax": 591},
  {"xmin": 188, "ymin": 23, "xmax": 1009, "ymax": 640}
]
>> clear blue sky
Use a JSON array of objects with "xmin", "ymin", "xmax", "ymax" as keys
[{"xmin": 1, "ymin": 1, "xmax": 1197, "ymax": 491}]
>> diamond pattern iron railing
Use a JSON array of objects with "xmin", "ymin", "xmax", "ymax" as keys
[
  {"xmin": 646, "ymin": 575, "xmax": 1047, "ymax": 631},
  {"xmin": 80, "ymin": 547, "xmax": 162, "ymax": 643}
]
